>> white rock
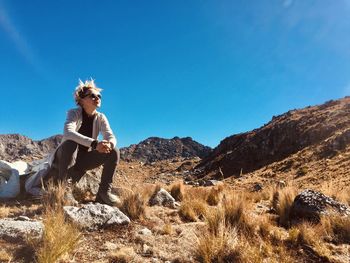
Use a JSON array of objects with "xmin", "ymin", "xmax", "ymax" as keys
[{"xmin": 63, "ymin": 203, "xmax": 130, "ymax": 230}]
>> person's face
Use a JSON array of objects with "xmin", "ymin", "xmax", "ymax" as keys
[{"xmin": 80, "ymin": 90, "xmax": 102, "ymax": 109}]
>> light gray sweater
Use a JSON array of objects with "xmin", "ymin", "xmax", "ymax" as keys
[{"xmin": 25, "ymin": 107, "xmax": 117, "ymax": 195}]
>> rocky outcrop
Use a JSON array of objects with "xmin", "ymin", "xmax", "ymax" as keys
[
  {"xmin": 121, "ymin": 137, "xmax": 212, "ymax": 163},
  {"xmin": 0, "ymin": 217, "xmax": 43, "ymax": 241},
  {"xmin": 196, "ymin": 97, "xmax": 350, "ymax": 178},
  {"xmin": 63, "ymin": 203, "xmax": 130, "ymax": 230},
  {"xmin": 291, "ymin": 189, "xmax": 350, "ymax": 221},
  {"xmin": 0, "ymin": 134, "xmax": 62, "ymax": 162}
]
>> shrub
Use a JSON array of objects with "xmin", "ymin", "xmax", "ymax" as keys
[
  {"xmin": 170, "ymin": 181, "xmax": 185, "ymax": 201},
  {"xmin": 109, "ymin": 246, "xmax": 136, "ymax": 263},
  {"xmin": 321, "ymin": 215, "xmax": 350, "ymax": 244},
  {"xmin": 206, "ymin": 187, "xmax": 222, "ymax": 206},
  {"xmin": 272, "ymin": 187, "xmax": 297, "ymax": 228},
  {"xmin": 121, "ymin": 193, "xmax": 146, "ymax": 220},
  {"xmin": 194, "ymin": 225, "xmax": 239, "ymax": 263},
  {"xmin": 35, "ymin": 207, "xmax": 80, "ymax": 263},
  {"xmin": 222, "ymin": 196, "xmax": 254, "ymax": 236},
  {"xmin": 179, "ymin": 199, "xmax": 208, "ymax": 222}
]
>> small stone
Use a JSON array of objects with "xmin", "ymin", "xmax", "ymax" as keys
[
  {"xmin": 103, "ymin": 241, "xmax": 117, "ymax": 250},
  {"xmin": 138, "ymin": 228, "xmax": 152, "ymax": 236},
  {"xmin": 143, "ymin": 244, "xmax": 153, "ymax": 256}
]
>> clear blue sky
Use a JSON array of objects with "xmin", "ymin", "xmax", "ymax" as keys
[{"xmin": 0, "ymin": 0, "xmax": 349, "ymax": 148}]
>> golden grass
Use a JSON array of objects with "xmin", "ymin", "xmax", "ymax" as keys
[
  {"xmin": 179, "ymin": 198, "xmax": 208, "ymax": 222},
  {"xmin": 194, "ymin": 225, "xmax": 239, "ymax": 263},
  {"xmin": 321, "ymin": 215, "xmax": 350, "ymax": 244},
  {"xmin": 41, "ymin": 181, "xmax": 68, "ymax": 210},
  {"xmin": 206, "ymin": 187, "xmax": 222, "ymax": 206},
  {"xmin": 222, "ymin": 195, "xmax": 254, "ymax": 236},
  {"xmin": 0, "ymin": 205, "xmax": 10, "ymax": 218},
  {"xmin": 34, "ymin": 206, "xmax": 80, "ymax": 263},
  {"xmin": 185, "ymin": 187, "xmax": 210, "ymax": 202},
  {"xmin": 109, "ymin": 246, "xmax": 136, "ymax": 263},
  {"xmin": 0, "ymin": 249, "xmax": 12, "ymax": 262},
  {"xmin": 205, "ymin": 207, "xmax": 225, "ymax": 236},
  {"xmin": 170, "ymin": 181, "xmax": 185, "ymax": 201},
  {"xmin": 287, "ymin": 222, "xmax": 331, "ymax": 260},
  {"xmin": 271, "ymin": 186, "xmax": 297, "ymax": 228},
  {"xmin": 121, "ymin": 193, "xmax": 146, "ymax": 220},
  {"xmin": 162, "ymin": 223, "xmax": 173, "ymax": 235},
  {"xmin": 30, "ymin": 182, "xmax": 81, "ymax": 263}
]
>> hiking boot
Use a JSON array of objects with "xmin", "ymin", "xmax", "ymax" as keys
[{"xmin": 95, "ymin": 190, "xmax": 121, "ymax": 206}]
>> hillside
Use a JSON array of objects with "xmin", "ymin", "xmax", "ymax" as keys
[
  {"xmin": 195, "ymin": 97, "xmax": 350, "ymax": 185},
  {"xmin": 0, "ymin": 134, "xmax": 210, "ymax": 164},
  {"xmin": 120, "ymin": 136, "xmax": 212, "ymax": 163}
]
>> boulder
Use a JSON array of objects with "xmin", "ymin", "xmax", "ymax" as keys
[
  {"xmin": 149, "ymin": 188, "xmax": 177, "ymax": 208},
  {"xmin": 291, "ymin": 189, "xmax": 350, "ymax": 221},
  {"xmin": 0, "ymin": 218, "xmax": 43, "ymax": 241},
  {"xmin": 63, "ymin": 203, "xmax": 130, "ymax": 230}
]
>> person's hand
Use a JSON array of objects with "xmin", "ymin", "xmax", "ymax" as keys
[{"xmin": 96, "ymin": 140, "xmax": 112, "ymax": 153}]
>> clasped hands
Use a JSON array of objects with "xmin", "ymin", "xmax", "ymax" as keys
[{"xmin": 96, "ymin": 140, "xmax": 112, "ymax": 153}]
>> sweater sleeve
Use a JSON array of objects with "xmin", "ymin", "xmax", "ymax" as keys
[
  {"xmin": 63, "ymin": 109, "xmax": 94, "ymax": 147},
  {"xmin": 100, "ymin": 113, "xmax": 117, "ymax": 148}
]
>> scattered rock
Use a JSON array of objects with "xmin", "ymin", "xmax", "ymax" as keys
[
  {"xmin": 103, "ymin": 241, "xmax": 118, "ymax": 251},
  {"xmin": 142, "ymin": 244, "xmax": 153, "ymax": 256},
  {"xmin": 149, "ymin": 188, "xmax": 177, "ymax": 208},
  {"xmin": 63, "ymin": 203, "xmax": 130, "ymax": 230},
  {"xmin": 0, "ymin": 218, "xmax": 43, "ymax": 241},
  {"xmin": 138, "ymin": 227, "xmax": 152, "ymax": 236},
  {"xmin": 291, "ymin": 189, "xmax": 350, "ymax": 221}
]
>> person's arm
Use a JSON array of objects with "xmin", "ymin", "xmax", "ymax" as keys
[
  {"xmin": 63, "ymin": 109, "xmax": 94, "ymax": 147},
  {"xmin": 100, "ymin": 113, "xmax": 117, "ymax": 148}
]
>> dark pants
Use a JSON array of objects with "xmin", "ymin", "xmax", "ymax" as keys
[{"xmin": 45, "ymin": 140, "xmax": 120, "ymax": 193}]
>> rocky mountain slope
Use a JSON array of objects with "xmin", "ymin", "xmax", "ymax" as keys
[
  {"xmin": 120, "ymin": 137, "xmax": 212, "ymax": 163},
  {"xmin": 0, "ymin": 134, "xmax": 62, "ymax": 162},
  {"xmin": 0, "ymin": 134, "xmax": 211, "ymax": 163},
  {"xmin": 195, "ymin": 97, "xmax": 350, "ymax": 180}
]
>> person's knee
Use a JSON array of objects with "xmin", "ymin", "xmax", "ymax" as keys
[{"xmin": 56, "ymin": 140, "xmax": 78, "ymax": 165}]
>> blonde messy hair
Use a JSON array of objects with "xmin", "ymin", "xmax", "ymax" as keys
[{"xmin": 74, "ymin": 79, "xmax": 103, "ymax": 106}]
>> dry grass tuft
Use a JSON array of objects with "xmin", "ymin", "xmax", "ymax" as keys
[
  {"xmin": 222, "ymin": 195, "xmax": 254, "ymax": 236},
  {"xmin": 271, "ymin": 186, "xmax": 297, "ymax": 228},
  {"xmin": 194, "ymin": 225, "xmax": 239, "ymax": 263},
  {"xmin": 121, "ymin": 193, "xmax": 146, "ymax": 220},
  {"xmin": 0, "ymin": 249, "xmax": 12, "ymax": 262},
  {"xmin": 185, "ymin": 187, "xmax": 210, "ymax": 202},
  {"xmin": 109, "ymin": 246, "xmax": 136, "ymax": 263},
  {"xmin": 287, "ymin": 222, "xmax": 331, "ymax": 260},
  {"xmin": 170, "ymin": 181, "xmax": 185, "ymax": 201},
  {"xmin": 206, "ymin": 187, "xmax": 222, "ymax": 206},
  {"xmin": 30, "ymin": 182, "xmax": 81, "ymax": 263},
  {"xmin": 179, "ymin": 199, "xmax": 208, "ymax": 222},
  {"xmin": 321, "ymin": 215, "xmax": 350, "ymax": 244},
  {"xmin": 0, "ymin": 205, "xmax": 10, "ymax": 218},
  {"xmin": 41, "ymin": 181, "xmax": 67, "ymax": 210},
  {"xmin": 162, "ymin": 223, "xmax": 173, "ymax": 235},
  {"xmin": 34, "ymin": 206, "xmax": 80, "ymax": 263}
]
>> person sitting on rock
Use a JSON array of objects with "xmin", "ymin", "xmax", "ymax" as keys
[{"xmin": 43, "ymin": 79, "xmax": 120, "ymax": 205}]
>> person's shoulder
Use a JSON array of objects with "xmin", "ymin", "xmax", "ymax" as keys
[
  {"xmin": 96, "ymin": 111, "xmax": 108, "ymax": 120},
  {"xmin": 67, "ymin": 108, "xmax": 82, "ymax": 114}
]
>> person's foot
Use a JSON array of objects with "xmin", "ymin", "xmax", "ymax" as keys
[{"xmin": 95, "ymin": 190, "xmax": 121, "ymax": 206}]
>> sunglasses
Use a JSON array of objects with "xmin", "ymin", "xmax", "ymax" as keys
[{"xmin": 84, "ymin": 93, "xmax": 102, "ymax": 100}]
